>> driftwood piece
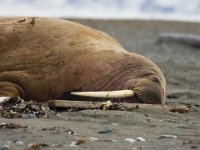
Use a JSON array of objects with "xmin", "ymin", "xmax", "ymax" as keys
[
  {"xmin": 157, "ymin": 33, "xmax": 200, "ymax": 48},
  {"xmin": 48, "ymin": 100, "xmax": 189, "ymax": 113}
]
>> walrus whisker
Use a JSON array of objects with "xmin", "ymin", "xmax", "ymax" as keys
[{"xmin": 71, "ymin": 90, "xmax": 134, "ymax": 98}]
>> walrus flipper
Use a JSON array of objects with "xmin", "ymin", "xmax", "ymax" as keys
[{"xmin": 0, "ymin": 82, "xmax": 24, "ymax": 97}]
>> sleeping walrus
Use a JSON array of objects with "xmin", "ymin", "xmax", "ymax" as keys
[{"xmin": 0, "ymin": 17, "xmax": 166, "ymax": 104}]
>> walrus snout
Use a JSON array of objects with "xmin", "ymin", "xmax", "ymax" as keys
[
  {"xmin": 133, "ymin": 75, "xmax": 165, "ymax": 104},
  {"xmin": 71, "ymin": 74, "xmax": 166, "ymax": 104}
]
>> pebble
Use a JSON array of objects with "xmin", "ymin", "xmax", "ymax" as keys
[
  {"xmin": 14, "ymin": 140, "xmax": 24, "ymax": 145},
  {"xmin": 69, "ymin": 139, "xmax": 88, "ymax": 147},
  {"xmin": 27, "ymin": 143, "xmax": 40, "ymax": 150},
  {"xmin": 21, "ymin": 113, "xmax": 37, "ymax": 119},
  {"xmin": 125, "ymin": 138, "xmax": 136, "ymax": 144},
  {"xmin": 0, "ymin": 145, "xmax": 10, "ymax": 150},
  {"xmin": 170, "ymin": 106, "xmax": 189, "ymax": 113},
  {"xmin": 159, "ymin": 135, "xmax": 177, "ymax": 139},
  {"xmin": 69, "ymin": 141, "xmax": 77, "ymax": 147},
  {"xmin": 136, "ymin": 137, "xmax": 146, "ymax": 142},
  {"xmin": 98, "ymin": 127, "xmax": 112, "ymax": 134},
  {"xmin": 111, "ymin": 139, "xmax": 117, "ymax": 142},
  {"xmin": 65, "ymin": 129, "xmax": 74, "ymax": 135},
  {"xmin": 89, "ymin": 137, "xmax": 99, "ymax": 141},
  {"xmin": 111, "ymin": 123, "xmax": 118, "ymax": 126},
  {"xmin": 191, "ymin": 145, "xmax": 198, "ymax": 149}
]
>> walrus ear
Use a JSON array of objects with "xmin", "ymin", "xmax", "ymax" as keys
[{"xmin": 71, "ymin": 90, "xmax": 134, "ymax": 98}]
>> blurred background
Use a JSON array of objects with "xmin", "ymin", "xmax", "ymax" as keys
[{"xmin": 1, "ymin": 0, "xmax": 200, "ymax": 21}]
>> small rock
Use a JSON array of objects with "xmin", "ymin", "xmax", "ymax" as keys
[
  {"xmin": 75, "ymin": 139, "xmax": 88, "ymax": 145},
  {"xmin": 136, "ymin": 137, "xmax": 146, "ymax": 142},
  {"xmin": 170, "ymin": 106, "xmax": 189, "ymax": 113},
  {"xmin": 191, "ymin": 145, "xmax": 198, "ymax": 149},
  {"xmin": 125, "ymin": 138, "xmax": 136, "ymax": 144},
  {"xmin": 27, "ymin": 143, "xmax": 40, "ymax": 150},
  {"xmin": 111, "ymin": 123, "xmax": 118, "ymax": 126},
  {"xmin": 69, "ymin": 141, "xmax": 77, "ymax": 147},
  {"xmin": 65, "ymin": 128, "xmax": 74, "ymax": 135},
  {"xmin": 159, "ymin": 135, "xmax": 177, "ymax": 139},
  {"xmin": 69, "ymin": 139, "xmax": 88, "ymax": 147},
  {"xmin": 52, "ymin": 143, "xmax": 63, "ymax": 147},
  {"xmin": 89, "ymin": 137, "xmax": 99, "ymax": 141},
  {"xmin": 56, "ymin": 114, "xmax": 61, "ymax": 117},
  {"xmin": 14, "ymin": 140, "xmax": 24, "ymax": 145},
  {"xmin": 98, "ymin": 127, "xmax": 112, "ymax": 134},
  {"xmin": 17, "ymin": 18, "xmax": 26, "ymax": 23},
  {"xmin": 21, "ymin": 113, "xmax": 37, "ymax": 119},
  {"xmin": 111, "ymin": 139, "xmax": 116, "ymax": 142},
  {"xmin": 100, "ymin": 139, "xmax": 116, "ymax": 142},
  {"xmin": 0, "ymin": 145, "xmax": 10, "ymax": 150},
  {"xmin": 39, "ymin": 143, "xmax": 49, "ymax": 147}
]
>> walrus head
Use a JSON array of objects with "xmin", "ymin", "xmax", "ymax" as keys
[
  {"xmin": 71, "ymin": 52, "xmax": 166, "ymax": 105},
  {"xmin": 129, "ymin": 74, "xmax": 166, "ymax": 105}
]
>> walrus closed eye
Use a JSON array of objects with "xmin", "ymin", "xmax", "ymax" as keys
[{"xmin": 0, "ymin": 17, "xmax": 166, "ymax": 104}]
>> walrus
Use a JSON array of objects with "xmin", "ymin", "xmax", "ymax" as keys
[{"xmin": 0, "ymin": 17, "xmax": 166, "ymax": 104}]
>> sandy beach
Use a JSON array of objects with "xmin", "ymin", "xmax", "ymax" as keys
[{"xmin": 0, "ymin": 19, "xmax": 200, "ymax": 150}]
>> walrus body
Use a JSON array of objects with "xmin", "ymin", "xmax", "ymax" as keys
[{"xmin": 0, "ymin": 17, "xmax": 166, "ymax": 104}]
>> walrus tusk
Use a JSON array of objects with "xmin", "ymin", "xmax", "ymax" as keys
[{"xmin": 71, "ymin": 90, "xmax": 134, "ymax": 98}]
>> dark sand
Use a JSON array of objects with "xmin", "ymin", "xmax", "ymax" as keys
[{"xmin": 0, "ymin": 19, "xmax": 200, "ymax": 150}]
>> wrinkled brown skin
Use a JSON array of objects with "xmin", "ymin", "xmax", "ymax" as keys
[{"xmin": 0, "ymin": 17, "xmax": 166, "ymax": 104}]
